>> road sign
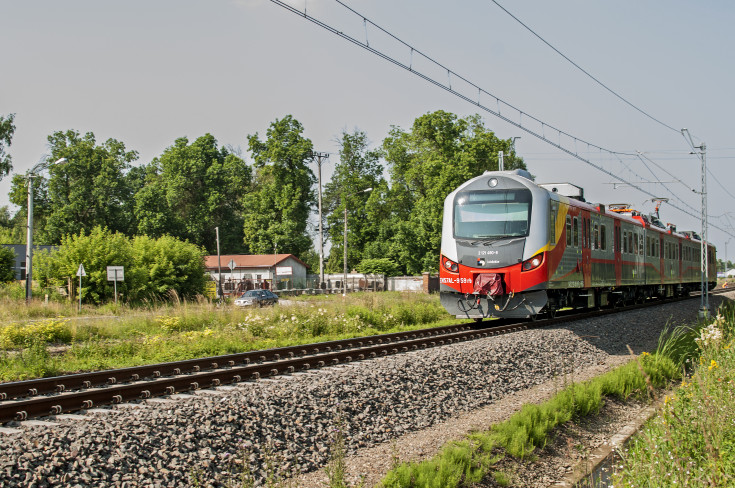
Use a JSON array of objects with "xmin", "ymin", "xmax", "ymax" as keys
[
  {"xmin": 106, "ymin": 266, "xmax": 124, "ymax": 281},
  {"xmin": 205, "ymin": 281, "xmax": 217, "ymax": 299},
  {"xmin": 228, "ymin": 259, "xmax": 236, "ymax": 271},
  {"xmin": 76, "ymin": 264, "xmax": 86, "ymax": 277}
]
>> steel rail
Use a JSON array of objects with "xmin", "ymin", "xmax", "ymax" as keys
[
  {"xmin": 0, "ymin": 289, "xmax": 726, "ymax": 424},
  {"xmin": 0, "ymin": 323, "xmax": 479, "ymax": 402},
  {"xmin": 0, "ymin": 322, "xmax": 527, "ymax": 423}
]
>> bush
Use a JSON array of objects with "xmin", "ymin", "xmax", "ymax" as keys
[
  {"xmin": 0, "ymin": 246, "xmax": 16, "ymax": 283},
  {"xmin": 0, "ymin": 318, "xmax": 73, "ymax": 348},
  {"xmin": 357, "ymin": 258, "xmax": 402, "ymax": 276},
  {"xmin": 33, "ymin": 226, "xmax": 207, "ymax": 304}
]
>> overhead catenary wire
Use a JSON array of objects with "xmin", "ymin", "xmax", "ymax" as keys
[
  {"xmin": 269, "ymin": 0, "xmax": 735, "ymax": 238},
  {"xmin": 488, "ymin": 0, "xmax": 682, "ymax": 135}
]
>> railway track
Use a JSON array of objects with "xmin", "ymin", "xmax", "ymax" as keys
[{"xmin": 0, "ymin": 290, "xmax": 721, "ymax": 425}]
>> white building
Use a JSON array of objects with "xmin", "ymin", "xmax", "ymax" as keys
[{"xmin": 204, "ymin": 254, "xmax": 309, "ymax": 295}]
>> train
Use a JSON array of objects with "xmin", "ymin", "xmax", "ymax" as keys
[{"xmin": 439, "ymin": 169, "xmax": 717, "ymax": 320}]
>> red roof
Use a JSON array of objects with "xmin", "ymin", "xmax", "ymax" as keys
[{"xmin": 204, "ymin": 254, "xmax": 308, "ymax": 270}]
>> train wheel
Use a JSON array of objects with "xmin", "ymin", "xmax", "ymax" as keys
[{"xmin": 547, "ymin": 309, "xmax": 557, "ymax": 319}]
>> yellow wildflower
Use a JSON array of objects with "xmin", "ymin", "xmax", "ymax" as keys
[{"xmin": 709, "ymin": 360, "xmax": 718, "ymax": 370}]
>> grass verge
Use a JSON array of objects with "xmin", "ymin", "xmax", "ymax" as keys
[
  {"xmin": 379, "ymin": 302, "xmax": 733, "ymax": 488},
  {"xmin": 0, "ymin": 292, "xmax": 462, "ymax": 381},
  {"xmin": 612, "ymin": 301, "xmax": 735, "ymax": 487}
]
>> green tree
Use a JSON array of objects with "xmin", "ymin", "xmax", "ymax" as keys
[
  {"xmin": 243, "ymin": 116, "xmax": 315, "ymax": 257},
  {"xmin": 134, "ymin": 134, "xmax": 251, "ymax": 254},
  {"xmin": 34, "ymin": 226, "xmax": 206, "ymax": 303},
  {"xmin": 0, "ymin": 113, "xmax": 15, "ymax": 179},
  {"xmin": 128, "ymin": 235, "xmax": 207, "ymax": 298},
  {"xmin": 39, "ymin": 130, "xmax": 139, "ymax": 243},
  {"xmin": 0, "ymin": 206, "xmax": 25, "ymax": 244},
  {"xmin": 356, "ymin": 258, "xmax": 401, "ymax": 276},
  {"xmin": 380, "ymin": 111, "xmax": 526, "ymax": 273},
  {"xmin": 323, "ymin": 129, "xmax": 386, "ymax": 273},
  {"xmin": 0, "ymin": 246, "xmax": 16, "ymax": 283}
]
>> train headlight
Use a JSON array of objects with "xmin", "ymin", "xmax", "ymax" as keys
[
  {"xmin": 488, "ymin": 178, "xmax": 498, "ymax": 188},
  {"xmin": 521, "ymin": 253, "xmax": 544, "ymax": 271},
  {"xmin": 442, "ymin": 256, "xmax": 459, "ymax": 273}
]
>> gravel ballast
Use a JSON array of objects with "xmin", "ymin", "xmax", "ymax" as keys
[{"xmin": 1, "ymin": 293, "xmax": 730, "ymax": 487}]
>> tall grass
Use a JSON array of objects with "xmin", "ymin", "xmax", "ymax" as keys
[
  {"xmin": 0, "ymin": 292, "xmax": 456, "ymax": 381},
  {"xmin": 613, "ymin": 302, "xmax": 735, "ymax": 487}
]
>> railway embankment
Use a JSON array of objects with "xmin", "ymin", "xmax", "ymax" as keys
[{"xmin": 0, "ymin": 292, "xmax": 730, "ymax": 487}]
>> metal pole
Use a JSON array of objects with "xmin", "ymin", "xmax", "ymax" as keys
[
  {"xmin": 78, "ymin": 273, "xmax": 82, "ymax": 313},
  {"xmin": 25, "ymin": 176, "xmax": 34, "ymax": 302},
  {"xmin": 700, "ymin": 143, "xmax": 709, "ymax": 316},
  {"xmin": 343, "ymin": 203, "xmax": 348, "ymax": 296},
  {"xmin": 216, "ymin": 226, "xmax": 222, "ymax": 299},
  {"xmin": 498, "ymin": 151, "xmax": 504, "ymax": 171},
  {"xmin": 312, "ymin": 152, "xmax": 328, "ymax": 289},
  {"xmin": 114, "ymin": 269, "xmax": 118, "ymax": 305},
  {"xmin": 274, "ymin": 242, "xmax": 278, "ymax": 291}
]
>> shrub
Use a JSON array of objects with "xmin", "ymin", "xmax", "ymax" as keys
[{"xmin": 0, "ymin": 318, "xmax": 73, "ymax": 348}]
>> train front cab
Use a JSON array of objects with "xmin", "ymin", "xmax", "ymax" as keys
[{"xmin": 439, "ymin": 170, "xmax": 550, "ymax": 319}]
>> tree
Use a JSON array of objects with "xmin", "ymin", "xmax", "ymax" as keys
[
  {"xmin": 323, "ymin": 129, "xmax": 386, "ymax": 273},
  {"xmin": 0, "ymin": 113, "xmax": 15, "ymax": 179},
  {"xmin": 356, "ymin": 258, "xmax": 401, "ymax": 276},
  {"xmin": 39, "ymin": 130, "xmax": 139, "ymax": 243},
  {"xmin": 134, "ymin": 134, "xmax": 251, "ymax": 254},
  {"xmin": 243, "ymin": 116, "xmax": 315, "ymax": 258},
  {"xmin": 380, "ymin": 111, "xmax": 526, "ymax": 274},
  {"xmin": 0, "ymin": 246, "xmax": 16, "ymax": 283},
  {"xmin": 34, "ymin": 226, "xmax": 206, "ymax": 303}
]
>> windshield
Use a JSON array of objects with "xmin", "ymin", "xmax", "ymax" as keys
[{"xmin": 454, "ymin": 189, "xmax": 532, "ymax": 239}]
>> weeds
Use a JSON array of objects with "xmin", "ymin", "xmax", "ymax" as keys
[
  {"xmin": 0, "ymin": 292, "xmax": 459, "ymax": 381},
  {"xmin": 613, "ymin": 301, "xmax": 735, "ymax": 487}
]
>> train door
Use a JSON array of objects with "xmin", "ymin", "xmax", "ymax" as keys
[
  {"xmin": 614, "ymin": 220, "xmax": 622, "ymax": 286},
  {"xmin": 660, "ymin": 236, "xmax": 665, "ymax": 283},
  {"xmin": 581, "ymin": 211, "xmax": 592, "ymax": 288}
]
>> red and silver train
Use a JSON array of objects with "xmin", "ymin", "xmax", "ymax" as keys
[{"xmin": 439, "ymin": 169, "xmax": 716, "ymax": 319}]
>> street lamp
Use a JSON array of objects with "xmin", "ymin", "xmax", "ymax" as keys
[
  {"xmin": 343, "ymin": 187, "xmax": 372, "ymax": 296},
  {"xmin": 26, "ymin": 157, "xmax": 67, "ymax": 301},
  {"xmin": 725, "ymin": 238, "xmax": 732, "ymax": 274}
]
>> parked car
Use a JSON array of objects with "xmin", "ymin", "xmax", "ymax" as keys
[{"xmin": 234, "ymin": 289, "xmax": 279, "ymax": 307}]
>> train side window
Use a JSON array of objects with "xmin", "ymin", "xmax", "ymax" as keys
[
  {"xmin": 549, "ymin": 202, "xmax": 558, "ymax": 245},
  {"xmin": 566, "ymin": 216, "xmax": 572, "ymax": 246},
  {"xmin": 633, "ymin": 232, "xmax": 639, "ymax": 255},
  {"xmin": 640, "ymin": 234, "xmax": 644, "ymax": 257},
  {"xmin": 628, "ymin": 233, "xmax": 633, "ymax": 255},
  {"xmin": 588, "ymin": 219, "xmax": 592, "ymax": 249},
  {"xmin": 593, "ymin": 224, "xmax": 599, "ymax": 250},
  {"xmin": 573, "ymin": 218, "xmax": 579, "ymax": 247},
  {"xmin": 600, "ymin": 225, "xmax": 607, "ymax": 251},
  {"xmin": 623, "ymin": 231, "xmax": 628, "ymax": 253},
  {"xmin": 647, "ymin": 237, "xmax": 651, "ymax": 257}
]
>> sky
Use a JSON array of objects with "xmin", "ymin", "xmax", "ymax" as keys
[{"xmin": 2, "ymin": 0, "xmax": 735, "ymax": 259}]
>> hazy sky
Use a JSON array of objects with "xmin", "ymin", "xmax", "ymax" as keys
[{"xmin": 2, "ymin": 0, "xmax": 734, "ymax": 257}]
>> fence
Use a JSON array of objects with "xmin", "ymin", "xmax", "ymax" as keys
[{"xmin": 216, "ymin": 272, "xmax": 438, "ymax": 296}]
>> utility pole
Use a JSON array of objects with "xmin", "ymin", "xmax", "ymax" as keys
[
  {"xmin": 216, "ymin": 227, "xmax": 222, "ymax": 299},
  {"xmin": 498, "ymin": 151, "xmax": 504, "ymax": 171},
  {"xmin": 311, "ymin": 152, "xmax": 329, "ymax": 290},
  {"xmin": 273, "ymin": 241, "xmax": 278, "ymax": 292},
  {"xmin": 682, "ymin": 129, "xmax": 709, "ymax": 318}
]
